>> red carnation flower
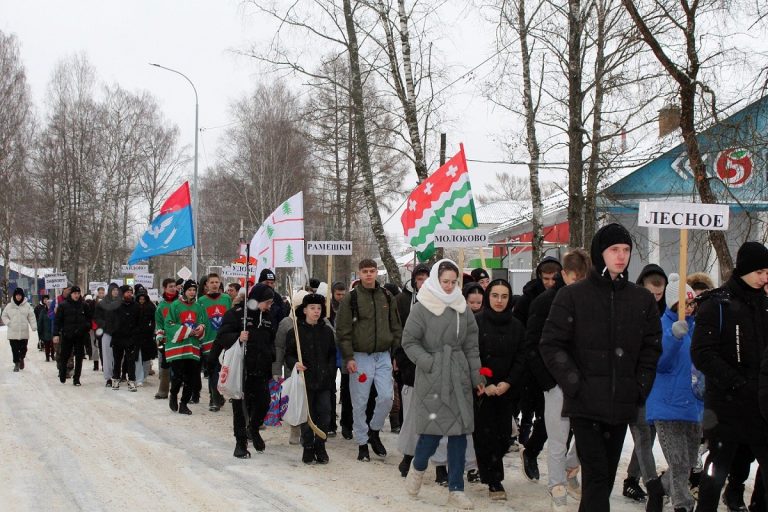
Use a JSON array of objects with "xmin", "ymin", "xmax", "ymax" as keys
[
  {"xmin": 479, "ymin": 367, "xmax": 493, "ymax": 378},
  {"xmin": 358, "ymin": 373, "xmax": 368, "ymax": 383}
]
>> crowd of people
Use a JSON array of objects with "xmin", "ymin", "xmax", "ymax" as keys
[{"xmin": 3, "ymin": 222, "xmax": 768, "ymax": 512}]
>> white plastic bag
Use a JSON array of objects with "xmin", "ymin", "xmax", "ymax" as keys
[
  {"xmin": 217, "ymin": 342, "xmax": 244, "ymax": 400},
  {"xmin": 282, "ymin": 373, "xmax": 308, "ymax": 426}
]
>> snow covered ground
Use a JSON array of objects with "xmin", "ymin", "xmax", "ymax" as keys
[{"xmin": 0, "ymin": 326, "xmax": 751, "ymax": 511}]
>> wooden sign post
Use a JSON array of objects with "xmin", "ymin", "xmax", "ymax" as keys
[
  {"xmin": 306, "ymin": 241, "xmax": 353, "ymax": 318},
  {"xmin": 638, "ymin": 201, "xmax": 730, "ymax": 321}
]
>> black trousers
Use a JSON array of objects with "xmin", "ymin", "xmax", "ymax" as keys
[
  {"xmin": 58, "ymin": 336, "xmax": 85, "ymax": 380},
  {"xmin": 523, "ymin": 386, "xmax": 547, "ymax": 458},
  {"xmin": 9, "ymin": 339, "xmax": 28, "ymax": 364},
  {"xmin": 302, "ymin": 389, "xmax": 331, "ymax": 447},
  {"xmin": 726, "ymin": 443, "xmax": 765, "ymax": 510},
  {"xmin": 473, "ymin": 395, "xmax": 514, "ymax": 485},
  {"xmin": 695, "ymin": 436, "xmax": 768, "ymax": 512},
  {"xmin": 572, "ymin": 418, "xmax": 628, "ymax": 512},
  {"xmin": 170, "ymin": 359, "xmax": 198, "ymax": 404},
  {"xmin": 232, "ymin": 375, "xmax": 270, "ymax": 440},
  {"xmin": 340, "ymin": 372, "xmax": 353, "ymax": 431},
  {"xmin": 112, "ymin": 344, "xmax": 136, "ymax": 381}
]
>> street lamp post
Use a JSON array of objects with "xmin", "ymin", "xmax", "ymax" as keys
[{"xmin": 149, "ymin": 62, "xmax": 199, "ymax": 280}]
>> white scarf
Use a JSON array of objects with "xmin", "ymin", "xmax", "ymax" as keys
[{"xmin": 418, "ymin": 258, "xmax": 466, "ymax": 316}]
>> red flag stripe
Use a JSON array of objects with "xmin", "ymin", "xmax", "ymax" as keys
[{"xmin": 160, "ymin": 181, "xmax": 192, "ymax": 215}]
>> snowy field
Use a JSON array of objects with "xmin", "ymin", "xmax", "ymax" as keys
[{"xmin": 0, "ymin": 326, "xmax": 750, "ymax": 511}]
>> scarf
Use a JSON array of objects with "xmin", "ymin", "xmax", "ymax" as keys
[{"xmin": 418, "ymin": 259, "xmax": 466, "ymax": 316}]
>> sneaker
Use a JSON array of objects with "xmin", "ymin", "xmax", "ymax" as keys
[
  {"xmin": 112, "ymin": 379, "xmax": 120, "ymax": 390},
  {"xmin": 233, "ymin": 439, "xmax": 250, "ymax": 459},
  {"xmin": 302, "ymin": 447, "xmax": 316, "ymax": 464},
  {"xmin": 314, "ymin": 442, "xmax": 329, "ymax": 464},
  {"xmin": 467, "ymin": 469, "xmax": 481, "ymax": 483},
  {"xmin": 368, "ymin": 430, "xmax": 387, "ymax": 457},
  {"xmin": 341, "ymin": 427, "xmax": 353, "ymax": 440},
  {"xmin": 73, "ymin": 378, "xmax": 81, "ymax": 386},
  {"xmin": 399, "ymin": 455, "xmax": 414, "ymax": 477},
  {"xmin": 489, "ymin": 482, "xmax": 507, "ymax": 501},
  {"xmin": 520, "ymin": 447, "xmax": 540, "ymax": 481},
  {"xmin": 178, "ymin": 402, "xmax": 192, "ymax": 415},
  {"xmin": 169, "ymin": 394, "xmax": 179, "ymax": 412},
  {"xmin": 357, "ymin": 445, "xmax": 370, "ymax": 462},
  {"xmin": 326, "ymin": 430, "xmax": 337, "ymax": 438},
  {"xmin": 252, "ymin": 429, "xmax": 265, "ymax": 452},
  {"xmin": 566, "ymin": 467, "xmax": 581, "ymax": 500},
  {"xmin": 405, "ymin": 466, "xmax": 425, "ymax": 496},
  {"xmin": 435, "ymin": 465, "xmax": 448, "ymax": 487},
  {"xmin": 128, "ymin": 380, "xmax": 137, "ymax": 392},
  {"xmin": 447, "ymin": 491, "xmax": 474, "ymax": 510},
  {"xmin": 550, "ymin": 484, "xmax": 568, "ymax": 511},
  {"xmin": 623, "ymin": 477, "xmax": 647, "ymax": 502}
]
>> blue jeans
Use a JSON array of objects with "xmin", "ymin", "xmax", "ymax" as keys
[
  {"xmin": 413, "ymin": 434, "xmax": 467, "ymax": 491},
  {"xmin": 349, "ymin": 351, "xmax": 393, "ymax": 445}
]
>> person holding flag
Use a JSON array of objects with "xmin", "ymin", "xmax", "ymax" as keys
[
  {"xmin": 198, "ymin": 272, "xmax": 231, "ymax": 412},
  {"xmin": 164, "ymin": 280, "xmax": 209, "ymax": 415}
]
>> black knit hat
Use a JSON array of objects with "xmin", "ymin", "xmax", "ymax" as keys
[
  {"xmin": 471, "ymin": 268, "xmax": 490, "ymax": 281},
  {"xmin": 12, "ymin": 287, "xmax": 24, "ymax": 298},
  {"xmin": 119, "ymin": 284, "xmax": 133, "ymax": 296},
  {"xmin": 735, "ymin": 241, "xmax": 768, "ymax": 277},
  {"xmin": 248, "ymin": 283, "xmax": 275, "ymax": 303},
  {"xmin": 70, "ymin": 286, "xmax": 82, "ymax": 294},
  {"xmin": 590, "ymin": 223, "xmax": 633, "ymax": 276},
  {"xmin": 309, "ymin": 278, "xmax": 321, "ymax": 289},
  {"xmin": 175, "ymin": 278, "xmax": 185, "ymax": 286},
  {"xmin": 258, "ymin": 269, "xmax": 276, "ymax": 283},
  {"xmin": 183, "ymin": 280, "xmax": 197, "ymax": 293}
]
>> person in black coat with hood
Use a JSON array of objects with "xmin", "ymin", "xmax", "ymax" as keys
[
  {"xmin": 473, "ymin": 278, "xmax": 527, "ymax": 501},
  {"xmin": 691, "ymin": 241, "xmax": 768, "ymax": 512},
  {"xmin": 215, "ymin": 283, "xmax": 276, "ymax": 458},
  {"xmin": 134, "ymin": 287, "xmax": 157, "ymax": 381},
  {"xmin": 540, "ymin": 223, "xmax": 662, "ymax": 512},
  {"xmin": 111, "ymin": 285, "xmax": 140, "ymax": 391},
  {"xmin": 54, "ymin": 286, "xmax": 92, "ymax": 386},
  {"xmin": 285, "ymin": 293, "xmax": 337, "ymax": 465}
]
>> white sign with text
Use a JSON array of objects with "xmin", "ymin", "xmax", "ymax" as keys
[
  {"xmin": 121, "ymin": 264, "xmax": 149, "ymax": 275},
  {"xmin": 306, "ymin": 241, "xmax": 353, "ymax": 256},
  {"xmin": 44, "ymin": 273, "xmax": 68, "ymax": 289},
  {"xmin": 433, "ymin": 229, "xmax": 489, "ymax": 248},
  {"xmin": 638, "ymin": 201, "xmax": 730, "ymax": 231}
]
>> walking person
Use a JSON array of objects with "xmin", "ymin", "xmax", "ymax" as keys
[
  {"xmin": 134, "ymin": 288, "xmax": 156, "ymax": 387},
  {"xmin": 154, "ymin": 278, "xmax": 178, "ymax": 399},
  {"xmin": 94, "ymin": 283, "xmax": 119, "ymax": 387},
  {"xmin": 198, "ymin": 272, "xmax": 231, "ymax": 411},
  {"xmin": 2, "ymin": 288, "xmax": 37, "ymax": 372},
  {"xmin": 540, "ymin": 223, "xmax": 662, "ymax": 512},
  {"xmin": 473, "ymin": 278, "xmax": 526, "ymax": 501},
  {"xmin": 111, "ymin": 285, "xmax": 139, "ymax": 391},
  {"xmin": 54, "ymin": 286, "xmax": 92, "ymax": 386},
  {"xmin": 692, "ymin": 241, "xmax": 768, "ymax": 512},
  {"xmin": 646, "ymin": 274, "xmax": 701, "ymax": 512},
  {"xmin": 285, "ymin": 293, "xmax": 337, "ymax": 464},
  {"xmin": 216, "ymin": 283, "xmax": 276, "ymax": 457},
  {"xmin": 274, "ymin": 290, "xmax": 308, "ymax": 445},
  {"xmin": 401, "ymin": 259, "xmax": 484, "ymax": 510},
  {"xmin": 336, "ymin": 258, "xmax": 402, "ymax": 462},
  {"xmin": 37, "ymin": 295, "xmax": 54, "ymax": 362}
]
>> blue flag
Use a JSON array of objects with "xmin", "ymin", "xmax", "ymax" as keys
[{"xmin": 128, "ymin": 182, "xmax": 195, "ymax": 264}]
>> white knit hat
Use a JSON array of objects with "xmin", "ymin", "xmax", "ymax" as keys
[{"xmin": 665, "ymin": 273, "xmax": 695, "ymax": 310}]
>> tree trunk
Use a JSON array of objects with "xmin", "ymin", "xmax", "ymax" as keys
[
  {"xmin": 566, "ymin": 0, "xmax": 585, "ymax": 249},
  {"xmin": 343, "ymin": 0, "xmax": 402, "ymax": 286},
  {"xmin": 584, "ymin": 0, "xmax": 606, "ymax": 243}
]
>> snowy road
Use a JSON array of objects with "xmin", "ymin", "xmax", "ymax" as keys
[{"xmin": 0, "ymin": 327, "xmax": 745, "ymax": 511}]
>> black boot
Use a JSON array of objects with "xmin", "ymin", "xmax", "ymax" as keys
[
  {"xmin": 645, "ymin": 478, "xmax": 664, "ymax": 512},
  {"xmin": 357, "ymin": 444, "xmax": 370, "ymax": 462},
  {"xmin": 723, "ymin": 482, "xmax": 748, "ymax": 512},
  {"xmin": 623, "ymin": 476, "xmax": 647, "ymax": 502},
  {"xmin": 233, "ymin": 438, "xmax": 250, "ymax": 458},
  {"xmin": 302, "ymin": 446, "xmax": 316, "ymax": 464},
  {"xmin": 314, "ymin": 441, "xmax": 329, "ymax": 464},
  {"xmin": 73, "ymin": 377, "xmax": 81, "ymax": 386},
  {"xmin": 169, "ymin": 394, "xmax": 179, "ymax": 412},
  {"xmin": 368, "ymin": 429, "xmax": 387, "ymax": 457},
  {"xmin": 435, "ymin": 465, "xmax": 448, "ymax": 487},
  {"xmin": 93, "ymin": 360, "xmax": 99, "ymax": 371},
  {"xmin": 178, "ymin": 402, "xmax": 192, "ymax": 415},
  {"xmin": 399, "ymin": 454, "xmax": 414, "ymax": 477},
  {"xmin": 252, "ymin": 428, "xmax": 265, "ymax": 452}
]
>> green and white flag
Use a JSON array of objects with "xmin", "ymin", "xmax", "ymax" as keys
[{"xmin": 249, "ymin": 192, "xmax": 305, "ymax": 271}]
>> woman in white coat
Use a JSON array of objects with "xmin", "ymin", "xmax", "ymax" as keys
[{"xmin": 1, "ymin": 288, "xmax": 37, "ymax": 372}]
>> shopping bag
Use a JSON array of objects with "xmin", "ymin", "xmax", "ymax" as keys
[
  {"xmin": 263, "ymin": 377, "xmax": 289, "ymax": 426},
  {"xmin": 218, "ymin": 342, "xmax": 244, "ymax": 400},
  {"xmin": 282, "ymin": 373, "xmax": 307, "ymax": 426}
]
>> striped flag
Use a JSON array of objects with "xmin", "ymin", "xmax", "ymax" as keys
[{"xmin": 401, "ymin": 144, "xmax": 478, "ymax": 260}]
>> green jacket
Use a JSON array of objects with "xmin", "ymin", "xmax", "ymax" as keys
[{"xmin": 335, "ymin": 283, "xmax": 402, "ymax": 362}]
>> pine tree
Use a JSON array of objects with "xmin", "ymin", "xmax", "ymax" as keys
[
  {"xmin": 285, "ymin": 245, "xmax": 294, "ymax": 264},
  {"xmin": 281, "ymin": 201, "xmax": 292, "ymax": 215},
  {"xmin": 266, "ymin": 224, "xmax": 274, "ymax": 238}
]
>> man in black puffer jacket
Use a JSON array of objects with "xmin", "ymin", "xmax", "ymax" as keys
[
  {"xmin": 216, "ymin": 283, "xmax": 276, "ymax": 458},
  {"xmin": 692, "ymin": 241, "xmax": 768, "ymax": 512},
  {"xmin": 54, "ymin": 286, "xmax": 92, "ymax": 386},
  {"xmin": 540, "ymin": 223, "xmax": 661, "ymax": 512},
  {"xmin": 111, "ymin": 285, "xmax": 139, "ymax": 391},
  {"xmin": 285, "ymin": 293, "xmax": 337, "ymax": 465}
]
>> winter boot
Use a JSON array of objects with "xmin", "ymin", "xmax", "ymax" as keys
[
  {"xmin": 645, "ymin": 477, "xmax": 664, "ymax": 512},
  {"xmin": 550, "ymin": 484, "xmax": 568, "ymax": 511},
  {"xmin": 289, "ymin": 425, "xmax": 301, "ymax": 445},
  {"xmin": 93, "ymin": 360, "xmax": 99, "ymax": 371},
  {"xmin": 178, "ymin": 402, "xmax": 192, "ymax": 415},
  {"xmin": 112, "ymin": 378, "xmax": 120, "ymax": 390},
  {"xmin": 723, "ymin": 482, "xmax": 748, "ymax": 512},
  {"xmin": 314, "ymin": 441, "xmax": 329, "ymax": 464},
  {"xmin": 252, "ymin": 428, "xmax": 266, "ymax": 452},
  {"xmin": 341, "ymin": 426, "xmax": 353, "ymax": 440},
  {"xmin": 169, "ymin": 394, "xmax": 179, "ymax": 412},
  {"xmin": 623, "ymin": 476, "xmax": 647, "ymax": 502},
  {"xmin": 521, "ymin": 447, "xmax": 541, "ymax": 481},
  {"xmin": 19, "ymin": 358, "xmax": 25, "ymax": 370},
  {"xmin": 467, "ymin": 469, "xmax": 480, "ymax": 483},
  {"xmin": 435, "ymin": 465, "xmax": 448, "ymax": 487},
  {"xmin": 128, "ymin": 380, "xmax": 137, "ymax": 392},
  {"xmin": 405, "ymin": 465, "xmax": 425, "ymax": 496},
  {"xmin": 447, "ymin": 491, "xmax": 474, "ymax": 510},
  {"xmin": 489, "ymin": 482, "xmax": 507, "ymax": 501},
  {"xmin": 357, "ymin": 444, "xmax": 370, "ymax": 462},
  {"xmin": 302, "ymin": 446, "xmax": 316, "ymax": 464},
  {"xmin": 73, "ymin": 377, "xmax": 81, "ymax": 386},
  {"xmin": 233, "ymin": 438, "xmax": 250, "ymax": 459},
  {"xmin": 208, "ymin": 398, "xmax": 220, "ymax": 412},
  {"xmin": 399, "ymin": 455, "xmax": 414, "ymax": 477},
  {"xmin": 13, "ymin": 363, "xmax": 19, "ymax": 372},
  {"xmin": 189, "ymin": 392, "xmax": 200, "ymax": 404},
  {"xmin": 368, "ymin": 429, "xmax": 387, "ymax": 457}
]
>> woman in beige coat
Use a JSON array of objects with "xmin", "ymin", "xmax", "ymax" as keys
[{"xmin": 1, "ymin": 288, "xmax": 37, "ymax": 372}]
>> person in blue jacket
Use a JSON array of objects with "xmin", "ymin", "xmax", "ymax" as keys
[{"xmin": 646, "ymin": 274, "xmax": 702, "ymax": 512}]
